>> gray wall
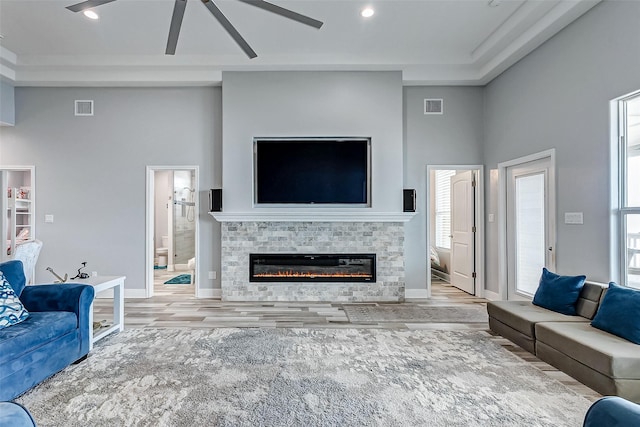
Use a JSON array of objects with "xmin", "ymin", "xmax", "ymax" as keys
[
  {"xmin": 221, "ymin": 71, "xmax": 404, "ymax": 214},
  {"xmin": 0, "ymin": 81, "xmax": 15, "ymax": 126},
  {"xmin": 0, "ymin": 87, "xmax": 222, "ymax": 292},
  {"xmin": 403, "ymin": 87, "xmax": 484, "ymax": 293},
  {"xmin": 483, "ymin": 0, "xmax": 640, "ymax": 290}
]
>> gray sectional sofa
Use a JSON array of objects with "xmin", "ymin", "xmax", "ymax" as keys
[{"xmin": 488, "ymin": 281, "xmax": 640, "ymax": 403}]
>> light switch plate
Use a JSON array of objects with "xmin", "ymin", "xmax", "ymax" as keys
[
  {"xmin": 45, "ymin": 214, "xmax": 54, "ymax": 223},
  {"xmin": 488, "ymin": 213, "xmax": 495, "ymax": 223},
  {"xmin": 564, "ymin": 212, "xmax": 583, "ymax": 225}
]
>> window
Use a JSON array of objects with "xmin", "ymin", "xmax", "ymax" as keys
[
  {"xmin": 619, "ymin": 92, "xmax": 640, "ymax": 289},
  {"xmin": 434, "ymin": 170, "xmax": 456, "ymax": 249}
]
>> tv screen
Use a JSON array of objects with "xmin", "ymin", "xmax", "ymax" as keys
[{"xmin": 255, "ymin": 138, "xmax": 370, "ymax": 205}]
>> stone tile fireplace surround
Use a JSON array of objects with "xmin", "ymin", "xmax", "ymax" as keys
[{"xmin": 219, "ymin": 220, "xmax": 406, "ymax": 302}]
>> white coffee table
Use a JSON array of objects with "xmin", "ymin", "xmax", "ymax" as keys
[{"xmin": 74, "ymin": 275, "xmax": 126, "ymax": 350}]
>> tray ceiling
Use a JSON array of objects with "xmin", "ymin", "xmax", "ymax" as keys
[{"xmin": 0, "ymin": 0, "xmax": 600, "ymax": 86}]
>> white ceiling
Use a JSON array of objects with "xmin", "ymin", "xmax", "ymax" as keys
[{"xmin": 0, "ymin": 0, "xmax": 600, "ymax": 86}]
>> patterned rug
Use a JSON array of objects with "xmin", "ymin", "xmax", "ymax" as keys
[
  {"xmin": 17, "ymin": 328, "xmax": 590, "ymax": 426},
  {"xmin": 343, "ymin": 304, "xmax": 489, "ymax": 323},
  {"xmin": 163, "ymin": 274, "xmax": 191, "ymax": 284}
]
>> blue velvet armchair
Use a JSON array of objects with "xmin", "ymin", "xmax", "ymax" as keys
[
  {"xmin": 0, "ymin": 260, "xmax": 95, "ymax": 401},
  {"xmin": 583, "ymin": 396, "xmax": 640, "ymax": 427}
]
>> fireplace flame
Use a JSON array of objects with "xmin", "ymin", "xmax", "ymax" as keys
[{"xmin": 253, "ymin": 271, "xmax": 372, "ymax": 279}]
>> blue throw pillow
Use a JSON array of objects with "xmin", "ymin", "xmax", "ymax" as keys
[
  {"xmin": 591, "ymin": 283, "xmax": 640, "ymax": 345},
  {"xmin": 532, "ymin": 268, "xmax": 586, "ymax": 315},
  {"xmin": 0, "ymin": 272, "xmax": 30, "ymax": 330}
]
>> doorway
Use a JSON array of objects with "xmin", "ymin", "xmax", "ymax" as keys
[
  {"xmin": 146, "ymin": 166, "xmax": 199, "ymax": 297},
  {"xmin": 498, "ymin": 150, "xmax": 556, "ymax": 300},
  {"xmin": 427, "ymin": 165, "xmax": 484, "ymax": 297}
]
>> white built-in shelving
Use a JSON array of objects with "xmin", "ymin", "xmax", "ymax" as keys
[{"xmin": 1, "ymin": 167, "xmax": 35, "ymax": 262}]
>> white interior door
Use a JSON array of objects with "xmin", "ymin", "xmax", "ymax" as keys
[
  {"xmin": 450, "ymin": 170, "xmax": 475, "ymax": 294},
  {"xmin": 506, "ymin": 157, "xmax": 555, "ymax": 300}
]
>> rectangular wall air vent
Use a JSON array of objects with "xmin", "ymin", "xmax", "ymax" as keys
[
  {"xmin": 424, "ymin": 98, "xmax": 443, "ymax": 115},
  {"xmin": 75, "ymin": 100, "xmax": 94, "ymax": 116}
]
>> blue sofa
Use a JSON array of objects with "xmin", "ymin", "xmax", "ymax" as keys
[
  {"xmin": 0, "ymin": 402, "xmax": 37, "ymax": 427},
  {"xmin": 0, "ymin": 260, "xmax": 95, "ymax": 401},
  {"xmin": 583, "ymin": 396, "xmax": 640, "ymax": 427}
]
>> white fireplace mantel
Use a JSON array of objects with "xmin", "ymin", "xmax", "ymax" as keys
[{"xmin": 210, "ymin": 211, "xmax": 416, "ymax": 222}]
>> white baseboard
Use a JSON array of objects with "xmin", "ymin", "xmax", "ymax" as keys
[
  {"xmin": 405, "ymin": 288, "xmax": 429, "ymax": 299},
  {"xmin": 483, "ymin": 289, "xmax": 501, "ymax": 301},
  {"xmin": 197, "ymin": 288, "xmax": 222, "ymax": 299}
]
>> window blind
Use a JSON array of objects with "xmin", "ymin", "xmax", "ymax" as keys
[{"xmin": 435, "ymin": 170, "xmax": 456, "ymax": 249}]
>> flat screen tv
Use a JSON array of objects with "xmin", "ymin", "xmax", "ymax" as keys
[{"xmin": 254, "ymin": 137, "xmax": 371, "ymax": 205}]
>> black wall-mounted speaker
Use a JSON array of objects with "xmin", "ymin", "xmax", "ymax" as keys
[
  {"xmin": 210, "ymin": 189, "xmax": 222, "ymax": 212},
  {"xmin": 403, "ymin": 189, "xmax": 416, "ymax": 212}
]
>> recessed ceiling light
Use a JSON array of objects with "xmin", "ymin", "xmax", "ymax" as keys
[
  {"xmin": 83, "ymin": 10, "xmax": 99, "ymax": 20},
  {"xmin": 361, "ymin": 7, "xmax": 375, "ymax": 18}
]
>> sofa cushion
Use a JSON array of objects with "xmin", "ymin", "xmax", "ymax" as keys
[
  {"xmin": 0, "ymin": 273, "xmax": 29, "ymax": 330},
  {"xmin": 487, "ymin": 300, "xmax": 588, "ymax": 339},
  {"xmin": 0, "ymin": 260, "xmax": 26, "ymax": 296},
  {"xmin": 536, "ymin": 322, "xmax": 640, "ymax": 378},
  {"xmin": 0, "ymin": 311, "xmax": 77, "ymax": 365},
  {"xmin": 575, "ymin": 281, "xmax": 607, "ymax": 319},
  {"xmin": 532, "ymin": 268, "xmax": 586, "ymax": 315},
  {"xmin": 591, "ymin": 283, "xmax": 640, "ymax": 345}
]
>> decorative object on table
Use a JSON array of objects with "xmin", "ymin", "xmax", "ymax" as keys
[
  {"xmin": 16, "ymin": 328, "xmax": 591, "ymax": 426},
  {"xmin": 70, "ymin": 262, "xmax": 89, "ymax": 280},
  {"xmin": 163, "ymin": 274, "xmax": 191, "ymax": 285},
  {"xmin": 45, "ymin": 267, "xmax": 67, "ymax": 283}
]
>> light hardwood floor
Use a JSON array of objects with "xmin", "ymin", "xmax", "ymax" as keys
[{"xmin": 93, "ymin": 277, "xmax": 602, "ymax": 402}]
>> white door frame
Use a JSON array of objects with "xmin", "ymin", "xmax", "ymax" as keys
[
  {"xmin": 426, "ymin": 165, "xmax": 485, "ymax": 298},
  {"xmin": 497, "ymin": 149, "xmax": 556, "ymax": 300},
  {"xmin": 146, "ymin": 165, "xmax": 200, "ymax": 298}
]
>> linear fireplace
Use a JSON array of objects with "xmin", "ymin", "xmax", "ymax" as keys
[{"xmin": 249, "ymin": 254, "xmax": 376, "ymax": 283}]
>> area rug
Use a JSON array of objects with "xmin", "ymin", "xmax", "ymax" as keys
[
  {"xmin": 343, "ymin": 304, "xmax": 489, "ymax": 323},
  {"xmin": 17, "ymin": 328, "xmax": 590, "ymax": 427},
  {"xmin": 163, "ymin": 274, "xmax": 191, "ymax": 284}
]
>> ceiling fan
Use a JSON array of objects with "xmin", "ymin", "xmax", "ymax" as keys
[{"xmin": 65, "ymin": 0, "xmax": 324, "ymax": 58}]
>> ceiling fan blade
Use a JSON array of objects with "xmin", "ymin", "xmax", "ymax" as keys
[
  {"xmin": 166, "ymin": 0, "xmax": 188, "ymax": 55},
  {"xmin": 200, "ymin": 0, "xmax": 257, "ymax": 59},
  {"xmin": 66, "ymin": 0, "xmax": 116, "ymax": 13},
  {"xmin": 237, "ymin": 0, "xmax": 323, "ymax": 29}
]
